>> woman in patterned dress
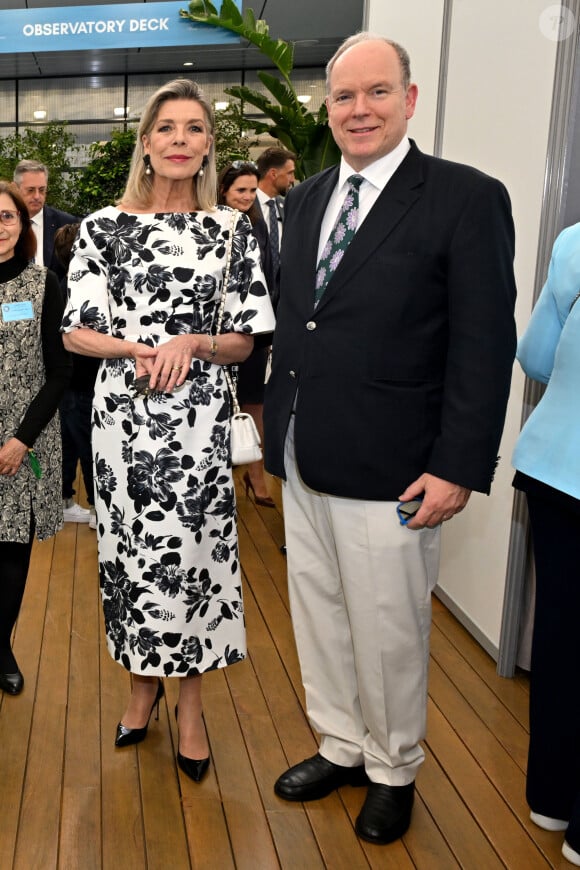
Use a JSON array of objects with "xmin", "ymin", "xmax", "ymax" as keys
[
  {"xmin": 61, "ymin": 80, "xmax": 275, "ymax": 781},
  {"xmin": 0, "ymin": 181, "xmax": 70, "ymax": 697}
]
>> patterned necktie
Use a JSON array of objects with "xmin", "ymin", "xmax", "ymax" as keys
[
  {"xmin": 266, "ymin": 199, "xmax": 280, "ymax": 275},
  {"xmin": 315, "ymin": 174, "xmax": 363, "ymax": 304}
]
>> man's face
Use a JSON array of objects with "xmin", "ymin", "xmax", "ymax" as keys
[
  {"xmin": 272, "ymin": 160, "xmax": 296, "ymax": 195},
  {"xmin": 326, "ymin": 41, "xmax": 418, "ymax": 171},
  {"xmin": 17, "ymin": 171, "xmax": 48, "ymax": 217}
]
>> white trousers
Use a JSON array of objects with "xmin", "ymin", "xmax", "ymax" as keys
[{"xmin": 282, "ymin": 418, "xmax": 441, "ymax": 785}]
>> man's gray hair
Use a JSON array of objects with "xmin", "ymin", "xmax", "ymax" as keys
[
  {"xmin": 326, "ymin": 32, "xmax": 412, "ymax": 93},
  {"xmin": 13, "ymin": 159, "xmax": 49, "ymax": 185}
]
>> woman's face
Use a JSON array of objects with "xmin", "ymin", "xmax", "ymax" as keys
[
  {"xmin": 142, "ymin": 98, "xmax": 213, "ymax": 182},
  {"xmin": 223, "ymin": 174, "xmax": 258, "ymax": 213},
  {"xmin": 0, "ymin": 193, "xmax": 21, "ymax": 263}
]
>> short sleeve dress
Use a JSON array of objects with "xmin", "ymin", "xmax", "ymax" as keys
[{"xmin": 62, "ymin": 206, "xmax": 275, "ymax": 677}]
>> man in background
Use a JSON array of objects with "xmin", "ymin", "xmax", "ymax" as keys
[
  {"xmin": 14, "ymin": 160, "xmax": 88, "ymax": 524},
  {"xmin": 53, "ymin": 223, "xmax": 98, "ymax": 531},
  {"xmin": 264, "ymin": 32, "xmax": 517, "ymax": 846},
  {"xmin": 13, "ymin": 159, "xmax": 77, "ymax": 282},
  {"xmin": 255, "ymin": 146, "xmax": 296, "ymax": 300}
]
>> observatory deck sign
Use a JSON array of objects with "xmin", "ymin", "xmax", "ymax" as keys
[{"xmin": 0, "ymin": 2, "xmax": 241, "ymax": 52}]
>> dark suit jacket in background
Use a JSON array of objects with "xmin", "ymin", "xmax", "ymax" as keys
[
  {"xmin": 255, "ymin": 193, "xmax": 286, "ymax": 226},
  {"xmin": 252, "ymin": 215, "xmax": 279, "ymax": 313},
  {"xmin": 255, "ymin": 193, "xmax": 285, "ymax": 308},
  {"xmin": 263, "ymin": 141, "xmax": 517, "ymax": 501},
  {"xmin": 42, "ymin": 205, "xmax": 78, "ymax": 281}
]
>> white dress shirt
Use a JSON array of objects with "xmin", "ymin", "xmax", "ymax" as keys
[
  {"xmin": 31, "ymin": 214, "xmax": 44, "ymax": 266},
  {"xmin": 317, "ymin": 136, "xmax": 411, "ymax": 263}
]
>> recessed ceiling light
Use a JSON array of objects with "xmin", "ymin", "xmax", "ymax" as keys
[
  {"xmin": 214, "ymin": 101, "xmax": 229, "ymax": 111},
  {"xmin": 297, "ymin": 95, "xmax": 312, "ymax": 104},
  {"xmin": 183, "ymin": 61, "xmax": 194, "ymax": 67},
  {"xmin": 114, "ymin": 107, "xmax": 129, "ymax": 117},
  {"xmin": 33, "ymin": 110, "xmax": 47, "ymax": 120}
]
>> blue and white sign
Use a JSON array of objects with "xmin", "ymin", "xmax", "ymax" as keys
[{"xmin": 0, "ymin": 2, "xmax": 241, "ymax": 54}]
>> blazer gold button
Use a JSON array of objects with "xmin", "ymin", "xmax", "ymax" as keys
[{"xmin": 306, "ymin": 321, "xmax": 317, "ymax": 330}]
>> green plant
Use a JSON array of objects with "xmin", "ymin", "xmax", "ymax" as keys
[
  {"xmin": 72, "ymin": 128, "xmax": 137, "ymax": 216},
  {"xmin": 180, "ymin": 0, "xmax": 340, "ymax": 179},
  {"xmin": 213, "ymin": 102, "xmax": 256, "ymax": 170},
  {"xmin": 0, "ymin": 122, "xmax": 79, "ymax": 211}
]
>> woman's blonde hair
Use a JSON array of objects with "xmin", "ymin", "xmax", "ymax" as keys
[{"xmin": 121, "ymin": 78, "xmax": 216, "ymax": 211}]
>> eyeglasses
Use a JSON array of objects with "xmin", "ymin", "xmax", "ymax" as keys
[
  {"xmin": 0, "ymin": 210, "xmax": 20, "ymax": 226},
  {"xmin": 231, "ymin": 160, "xmax": 258, "ymax": 169},
  {"xmin": 396, "ymin": 498, "xmax": 424, "ymax": 526}
]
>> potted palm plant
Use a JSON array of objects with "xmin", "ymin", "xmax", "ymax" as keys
[{"xmin": 180, "ymin": 0, "xmax": 340, "ymax": 179}]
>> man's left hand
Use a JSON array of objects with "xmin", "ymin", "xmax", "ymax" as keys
[{"xmin": 398, "ymin": 473, "xmax": 471, "ymax": 530}]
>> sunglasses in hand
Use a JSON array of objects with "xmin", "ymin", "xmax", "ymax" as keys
[
  {"xmin": 131, "ymin": 374, "xmax": 161, "ymax": 398},
  {"xmin": 396, "ymin": 497, "xmax": 424, "ymax": 526}
]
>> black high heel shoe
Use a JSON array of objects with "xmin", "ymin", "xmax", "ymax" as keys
[
  {"xmin": 115, "ymin": 679, "xmax": 164, "ymax": 748},
  {"xmin": 175, "ymin": 705, "xmax": 210, "ymax": 783},
  {"xmin": 243, "ymin": 470, "xmax": 275, "ymax": 508}
]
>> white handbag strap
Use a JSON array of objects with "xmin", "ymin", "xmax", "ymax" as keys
[
  {"xmin": 223, "ymin": 367, "xmax": 240, "ymax": 416},
  {"xmin": 215, "ymin": 208, "xmax": 241, "ymax": 415},
  {"xmin": 215, "ymin": 208, "xmax": 238, "ymax": 336}
]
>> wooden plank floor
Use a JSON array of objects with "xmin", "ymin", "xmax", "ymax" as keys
[{"xmin": 0, "ymin": 469, "xmax": 566, "ymax": 869}]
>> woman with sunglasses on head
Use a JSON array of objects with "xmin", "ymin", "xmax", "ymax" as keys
[
  {"xmin": 0, "ymin": 181, "xmax": 71, "ymax": 696},
  {"xmin": 218, "ymin": 161, "xmax": 277, "ymax": 507},
  {"xmin": 62, "ymin": 81, "xmax": 275, "ymax": 783},
  {"xmin": 512, "ymin": 224, "xmax": 580, "ymax": 867}
]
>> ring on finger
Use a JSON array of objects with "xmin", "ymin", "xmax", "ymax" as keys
[{"xmin": 171, "ymin": 365, "xmax": 182, "ymax": 372}]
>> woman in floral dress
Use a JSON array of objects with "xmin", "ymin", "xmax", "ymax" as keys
[{"xmin": 62, "ymin": 79, "xmax": 275, "ymax": 782}]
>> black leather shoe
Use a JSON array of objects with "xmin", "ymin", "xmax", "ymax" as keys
[
  {"xmin": 355, "ymin": 782, "xmax": 415, "ymax": 845},
  {"xmin": 0, "ymin": 669, "xmax": 24, "ymax": 695},
  {"xmin": 274, "ymin": 753, "xmax": 368, "ymax": 802}
]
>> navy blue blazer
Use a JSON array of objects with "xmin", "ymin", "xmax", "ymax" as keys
[{"xmin": 263, "ymin": 141, "xmax": 517, "ymax": 500}]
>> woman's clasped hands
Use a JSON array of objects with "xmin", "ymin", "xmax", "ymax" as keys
[{"xmin": 131, "ymin": 334, "xmax": 207, "ymax": 396}]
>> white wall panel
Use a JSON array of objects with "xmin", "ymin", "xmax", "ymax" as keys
[
  {"xmin": 366, "ymin": 0, "xmax": 445, "ymax": 153},
  {"xmin": 437, "ymin": 0, "xmax": 558, "ymax": 653}
]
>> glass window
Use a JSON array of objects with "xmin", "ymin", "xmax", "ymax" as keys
[
  {"xmin": 244, "ymin": 67, "xmax": 326, "ymax": 115},
  {"xmin": 18, "ymin": 76, "xmax": 126, "ymax": 125},
  {"xmin": 0, "ymin": 68, "xmax": 326, "ymax": 149},
  {"xmin": 0, "ymin": 81, "xmax": 16, "ymax": 126},
  {"xmin": 127, "ymin": 71, "xmax": 237, "ymax": 119}
]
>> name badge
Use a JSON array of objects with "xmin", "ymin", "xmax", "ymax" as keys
[{"xmin": 2, "ymin": 301, "xmax": 34, "ymax": 322}]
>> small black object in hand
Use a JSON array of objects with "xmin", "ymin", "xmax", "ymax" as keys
[{"xmin": 131, "ymin": 374, "xmax": 158, "ymax": 398}]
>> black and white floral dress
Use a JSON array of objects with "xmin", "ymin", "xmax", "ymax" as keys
[{"xmin": 61, "ymin": 206, "xmax": 275, "ymax": 677}]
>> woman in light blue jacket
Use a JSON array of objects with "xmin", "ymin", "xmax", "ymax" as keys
[{"xmin": 512, "ymin": 223, "xmax": 580, "ymax": 867}]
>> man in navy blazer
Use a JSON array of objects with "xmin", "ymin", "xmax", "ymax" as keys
[
  {"xmin": 13, "ymin": 159, "xmax": 78, "ymax": 281},
  {"xmin": 263, "ymin": 33, "xmax": 517, "ymax": 845}
]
